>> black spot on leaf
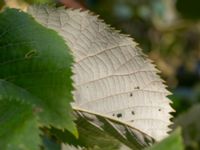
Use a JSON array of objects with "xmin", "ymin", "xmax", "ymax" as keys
[
  {"xmin": 117, "ymin": 113, "xmax": 122, "ymax": 118},
  {"xmin": 130, "ymin": 93, "xmax": 133, "ymax": 97},
  {"xmin": 134, "ymin": 86, "xmax": 140, "ymax": 89},
  {"xmin": 131, "ymin": 111, "xmax": 135, "ymax": 115}
]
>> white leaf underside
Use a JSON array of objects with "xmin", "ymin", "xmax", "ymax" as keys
[{"xmin": 28, "ymin": 5, "xmax": 173, "ymax": 141}]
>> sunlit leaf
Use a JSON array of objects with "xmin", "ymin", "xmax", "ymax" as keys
[{"xmin": 29, "ymin": 5, "xmax": 173, "ymax": 142}]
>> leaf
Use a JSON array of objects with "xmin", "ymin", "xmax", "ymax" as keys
[
  {"xmin": 174, "ymin": 104, "xmax": 200, "ymax": 149},
  {"xmin": 53, "ymin": 108, "xmax": 154, "ymax": 150},
  {"xmin": 73, "ymin": 108, "xmax": 154, "ymax": 149},
  {"xmin": 28, "ymin": 5, "xmax": 173, "ymax": 141},
  {"xmin": 0, "ymin": 8, "xmax": 76, "ymax": 134},
  {"xmin": 0, "ymin": 80, "xmax": 41, "ymax": 150},
  {"xmin": 146, "ymin": 128, "xmax": 184, "ymax": 150}
]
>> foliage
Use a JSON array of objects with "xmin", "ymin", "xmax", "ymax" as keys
[
  {"xmin": 0, "ymin": 93, "xmax": 41, "ymax": 150},
  {"xmin": 53, "ymin": 109, "xmax": 154, "ymax": 150},
  {"xmin": 174, "ymin": 104, "xmax": 200, "ymax": 150},
  {"xmin": 1, "ymin": 0, "xmax": 199, "ymax": 149},
  {"xmin": 0, "ymin": 7, "xmax": 75, "ymax": 149},
  {"xmin": 83, "ymin": 1, "xmax": 200, "ymax": 149},
  {"xmin": 146, "ymin": 128, "xmax": 184, "ymax": 150},
  {"xmin": 85, "ymin": 1, "xmax": 200, "ymax": 111},
  {"xmin": 29, "ymin": 5, "xmax": 173, "ymax": 142}
]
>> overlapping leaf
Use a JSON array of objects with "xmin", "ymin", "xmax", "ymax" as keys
[
  {"xmin": 146, "ymin": 128, "xmax": 184, "ymax": 150},
  {"xmin": 0, "ymin": 82, "xmax": 41, "ymax": 150},
  {"xmin": 53, "ymin": 108, "xmax": 154, "ymax": 150},
  {"xmin": 174, "ymin": 104, "xmax": 200, "ymax": 149},
  {"xmin": 73, "ymin": 108, "xmax": 154, "ymax": 150},
  {"xmin": 0, "ymin": 8, "xmax": 76, "ymax": 148}
]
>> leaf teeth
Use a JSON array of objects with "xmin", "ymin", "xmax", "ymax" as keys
[
  {"xmin": 66, "ymin": 7, "xmax": 140, "ymax": 42},
  {"xmin": 28, "ymin": 5, "xmax": 174, "ymax": 141},
  {"xmin": 0, "ymin": 84, "xmax": 42, "ymax": 149}
]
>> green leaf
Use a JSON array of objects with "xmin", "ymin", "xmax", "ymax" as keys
[
  {"xmin": 0, "ymin": 103, "xmax": 39, "ymax": 150},
  {"xmin": 146, "ymin": 128, "xmax": 184, "ymax": 150},
  {"xmin": 174, "ymin": 104, "xmax": 200, "ymax": 149},
  {"xmin": 0, "ymin": 95, "xmax": 41, "ymax": 150},
  {"xmin": 0, "ymin": 8, "xmax": 76, "ymax": 134},
  {"xmin": 53, "ymin": 108, "xmax": 155, "ymax": 150}
]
